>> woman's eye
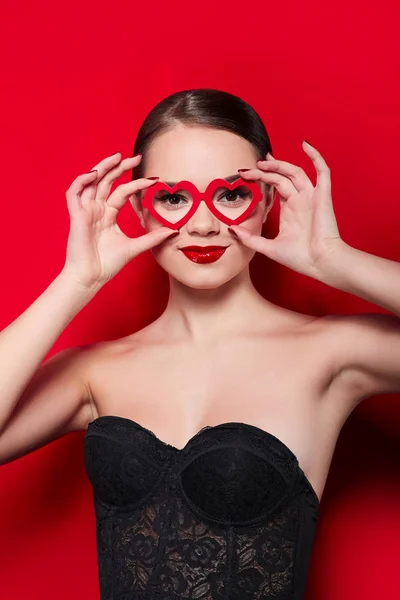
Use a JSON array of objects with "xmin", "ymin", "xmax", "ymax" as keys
[
  {"xmin": 155, "ymin": 194, "xmax": 188, "ymax": 210},
  {"xmin": 158, "ymin": 194, "xmax": 185, "ymax": 203},
  {"xmin": 219, "ymin": 190, "xmax": 248, "ymax": 203},
  {"xmin": 225, "ymin": 192, "xmax": 239, "ymax": 201}
]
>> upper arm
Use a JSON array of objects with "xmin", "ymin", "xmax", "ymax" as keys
[
  {"xmin": 0, "ymin": 344, "xmax": 96, "ymax": 466},
  {"xmin": 327, "ymin": 312, "xmax": 400, "ymax": 403}
]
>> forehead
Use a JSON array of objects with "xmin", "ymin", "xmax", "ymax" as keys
[{"xmin": 143, "ymin": 124, "xmax": 259, "ymax": 189}]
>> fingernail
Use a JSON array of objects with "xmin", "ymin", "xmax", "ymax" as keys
[
  {"xmin": 88, "ymin": 169, "xmax": 98, "ymax": 174},
  {"xmin": 304, "ymin": 140, "xmax": 313, "ymax": 147},
  {"xmin": 147, "ymin": 176, "xmax": 160, "ymax": 180},
  {"xmin": 132, "ymin": 153, "xmax": 141, "ymax": 158},
  {"xmin": 167, "ymin": 230, "xmax": 179, "ymax": 237},
  {"xmin": 237, "ymin": 168, "xmax": 251, "ymax": 172},
  {"xmin": 267, "ymin": 152, "xmax": 275, "ymax": 159},
  {"xmin": 229, "ymin": 225, "xmax": 249, "ymax": 236},
  {"xmin": 112, "ymin": 151, "xmax": 121, "ymax": 156}
]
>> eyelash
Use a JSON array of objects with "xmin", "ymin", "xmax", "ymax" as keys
[{"xmin": 157, "ymin": 190, "xmax": 249, "ymax": 207}]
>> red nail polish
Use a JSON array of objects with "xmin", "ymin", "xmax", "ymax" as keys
[
  {"xmin": 147, "ymin": 176, "xmax": 160, "ymax": 180},
  {"xmin": 304, "ymin": 140, "xmax": 313, "ymax": 147},
  {"xmin": 237, "ymin": 168, "xmax": 251, "ymax": 172}
]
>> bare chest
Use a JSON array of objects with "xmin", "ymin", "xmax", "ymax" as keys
[{"xmin": 87, "ymin": 326, "xmax": 350, "ymax": 503}]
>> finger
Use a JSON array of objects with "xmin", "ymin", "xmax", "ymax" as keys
[
  {"xmin": 81, "ymin": 152, "xmax": 123, "ymax": 207},
  {"xmin": 65, "ymin": 170, "xmax": 98, "ymax": 215},
  {"xmin": 127, "ymin": 227, "xmax": 179, "ymax": 259},
  {"xmin": 95, "ymin": 155, "xmax": 142, "ymax": 203},
  {"xmin": 106, "ymin": 177, "xmax": 160, "ymax": 213},
  {"xmin": 88, "ymin": 151, "xmax": 123, "ymax": 177},
  {"xmin": 302, "ymin": 140, "xmax": 331, "ymax": 194},
  {"xmin": 228, "ymin": 225, "xmax": 271, "ymax": 254},
  {"xmin": 255, "ymin": 158, "xmax": 313, "ymax": 192},
  {"xmin": 238, "ymin": 168, "xmax": 297, "ymax": 201}
]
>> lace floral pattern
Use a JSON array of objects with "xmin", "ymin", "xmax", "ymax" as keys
[{"xmin": 84, "ymin": 417, "xmax": 320, "ymax": 599}]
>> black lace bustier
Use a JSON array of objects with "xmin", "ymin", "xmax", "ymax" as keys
[{"xmin": 84, "ymin": 416, "xmax": 320, "ymax": 600}]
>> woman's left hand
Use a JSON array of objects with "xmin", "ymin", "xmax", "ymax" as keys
[{"xmin": 229, "ymin": 140, "xmax": 344, "ymax": 279}]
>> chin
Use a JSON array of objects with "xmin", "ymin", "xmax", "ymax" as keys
[
  {"xmin": 169, "ymin": 271, "xmax": 241, "ymax": 290},
  {"xmin": 151, "ymin": 246, "xmax": 255, "ymax": 289}
]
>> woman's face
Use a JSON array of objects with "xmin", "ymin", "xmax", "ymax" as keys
[{"xmin": 130, "ymin": 124, "xmax": 275, "ymax": 289}]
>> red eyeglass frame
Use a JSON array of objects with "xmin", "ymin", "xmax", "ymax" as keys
[{"xmin": 142, "ymin": 177, "xmax": 263, "ymax": 229}]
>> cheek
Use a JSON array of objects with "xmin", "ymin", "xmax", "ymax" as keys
[
  {"xmin": 144, "ymin": 202, "xmax": 266, "ymax": 232},
  {"xmin": 240, "ymin": 202, "xmax": 266, "ymax": 233},
  {"xmin": 143, "ymin": 209, "xmax": 164, "ymax": 231}
]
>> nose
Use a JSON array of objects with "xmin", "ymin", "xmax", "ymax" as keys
[{"xmin": 184, "ymin": 199, "xmax": 221, "ymax": 236}]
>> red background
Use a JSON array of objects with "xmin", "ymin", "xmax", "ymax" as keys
[{"xmin": 0, "ymin": 0, "xmax": 400, "ymax": 598}]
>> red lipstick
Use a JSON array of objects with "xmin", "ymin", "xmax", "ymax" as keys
[{"xmin": 179, "ymin": 245, "xmax": 228, "ymax": 264}]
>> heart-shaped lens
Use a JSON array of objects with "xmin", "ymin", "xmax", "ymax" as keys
[
  {"xmin": 151, "ymin": 186, "xmax": 192, "ymax": 225},
  {"xmin": 210, "ymin": 184, "xmax": 254, "ymax": 219}
]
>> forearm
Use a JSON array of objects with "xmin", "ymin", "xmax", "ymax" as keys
[
  {"xmin": 317, "ymin": 241, "xmax": 400, "ymax": 317},
  {"xmin": 0, "ymin": 270, "xmax": 100, "ymax": 426}
]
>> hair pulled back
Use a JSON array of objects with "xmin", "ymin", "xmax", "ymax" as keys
[{"xmin": 131, "ymin": 88, "xmax": 273, "ymax": 180}]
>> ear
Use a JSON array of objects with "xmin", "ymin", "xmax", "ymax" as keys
[
  {"xmin": 129, "ymin": 191, "xmax": 146, "ymax": 229},
  {"xmin": 262, "ymin": 185, "xmax": 275, "ymax": 224}
]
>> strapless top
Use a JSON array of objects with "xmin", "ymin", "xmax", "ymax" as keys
[{"xmin": 84, "ymin": 416, "xmax": 320, "ymax": 600}]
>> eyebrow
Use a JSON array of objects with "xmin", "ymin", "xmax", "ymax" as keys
[{"xmin": 163, "ymin": 174, "xmax": 242, "ymax": 187}]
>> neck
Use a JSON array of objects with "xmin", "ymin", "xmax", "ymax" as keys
[{"xmin": 158, "ymin": 267, "xmax": 276, "ymax": 343}]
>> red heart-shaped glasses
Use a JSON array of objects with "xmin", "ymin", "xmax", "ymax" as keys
[{"xmin": 142, "ymin": 177, "xmax": 263, "ymax": 229}]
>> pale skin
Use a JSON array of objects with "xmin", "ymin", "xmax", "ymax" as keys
[
  {"xmin": 75, "ymin": 124, "xmax": 400, "ymax": 501},
  {"xmin": 1, "ymin": 124, "xmax": 400, "ymax": 507}
]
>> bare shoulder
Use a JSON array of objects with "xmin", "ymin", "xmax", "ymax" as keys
[
  {"xmin": 84, "ymin": 325, "xmax": 155, "ymax": 369},
  {"xmin": 81, "ymin": 327, "xmax": 155, "ymax": 422},
  {"xmin": 308, "ymin": 311, "xmax": 400, "ymax": 405}
]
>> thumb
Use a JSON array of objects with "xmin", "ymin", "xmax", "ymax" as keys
[
  {"xmin": 128, "ymin": 227, "xmax": 179, "ymax": 259},
  {"xmin": 229, "ymin": 225, "xmax": 274, "ymax": 257}
]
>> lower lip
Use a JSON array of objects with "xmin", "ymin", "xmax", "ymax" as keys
[{"xmin": 180, "ymin": 248, "xmax": 227, "ymax": 264}]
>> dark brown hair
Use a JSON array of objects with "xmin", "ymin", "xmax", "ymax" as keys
[{"xmin": 131, "ymin": 88, "xmax": 273, "ymax": 180}]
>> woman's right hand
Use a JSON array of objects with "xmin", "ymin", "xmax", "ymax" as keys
[{"xmin": 61, "ymin": 152, "xmax": 177, "ymax": 290}]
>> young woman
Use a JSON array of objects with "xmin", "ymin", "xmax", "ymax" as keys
[{"xmin": 1, "ymin": 88, "xmax": 400, "ymax": 599}]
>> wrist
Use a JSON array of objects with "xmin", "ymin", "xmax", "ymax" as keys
[
  {"xmin": 56, "ymin": 268, "xmax": 103, "ymax": 300},
  {"xmin": 314, "ymin": 239, "xmax": 352, "ymax": 288}
]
